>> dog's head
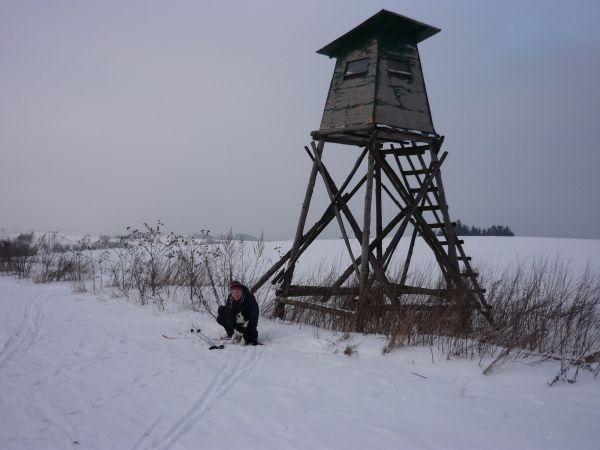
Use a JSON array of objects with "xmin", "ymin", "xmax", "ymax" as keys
[{"xmin": 236, "ymin": 312, "xmax": 249, "ymax": 326}]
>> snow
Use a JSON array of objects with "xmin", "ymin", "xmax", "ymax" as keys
[
  {"xmin": 267, "ymin": 236, "xmax": 600, "ymax": 280},
  {"xmin": 1, "ymin": 237, "xmax": 600, "ymax": 449}
]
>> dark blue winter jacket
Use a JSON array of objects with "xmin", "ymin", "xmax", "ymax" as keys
[{"xmin": 224, "ymin": 285, "xmax": 259, "ymax": 330}]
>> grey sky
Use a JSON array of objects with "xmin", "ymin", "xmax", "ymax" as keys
[{"xmin": 1, "ymin": 0, "xmax": 599, "ymax": 239}]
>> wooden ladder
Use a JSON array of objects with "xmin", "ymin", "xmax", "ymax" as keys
[{"xmin": 392, "ymin": 142, "xmax": 490, "ymax": 316}]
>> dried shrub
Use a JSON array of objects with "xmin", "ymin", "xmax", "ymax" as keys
[
  {"xmin": 274, "ymin": 254, "xmax": 600, "ymax": 384},
  {"xmin": 0, "ymin": 232, "xmax": 38, "ymax": 278}
]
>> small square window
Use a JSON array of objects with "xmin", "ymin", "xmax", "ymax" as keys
[
  {"xmin": 387, "ymin": 59, "xmax": 411, "ymax": 77},
  {"xmin": 344, "ymin": 58, "xmax": 369, "ymax": 76}
]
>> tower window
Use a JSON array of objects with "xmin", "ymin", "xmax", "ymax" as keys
[
  {"xmin": 344, "ymin": 58, "xmax": 369, "ymax": 76},
  {"xmin": 387, "ymin": 59, "xmax": 411, "ymax": 77}
]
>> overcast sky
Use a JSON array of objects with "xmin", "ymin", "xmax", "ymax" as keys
[{"xmin": 1, "ymin": 0, "xmax": 599, "ymax": 239}]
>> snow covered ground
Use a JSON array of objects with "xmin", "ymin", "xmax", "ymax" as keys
[
  {"xmin": 1, "ymin": 237, "xmax": 600, "ymax": 449},
  {"xmin": 0, "ymin": 284, "xmax": 598, "ymax": 450}
]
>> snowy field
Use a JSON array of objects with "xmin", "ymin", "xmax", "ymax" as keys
[
  {"xmin": 1, "ymin": 237, "xmax": 600, "ymax": 449},
  {"xmin": 270, "ymin": 236, "xmax": 600, "ymax": 280}
]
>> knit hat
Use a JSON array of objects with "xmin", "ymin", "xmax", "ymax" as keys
[{"xmin": 229, "ymin": 280, "xmax": 243, "ymax": 291}]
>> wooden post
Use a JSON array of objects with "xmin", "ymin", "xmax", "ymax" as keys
[
  {"xmin": 274, "ymin": 139, "xmax": 324, "ymax": 318},
  {"xmin": 400, "ymin": 226, "xmax": 418, "ymax": 287},
  {"xmin": 375, "ymin": 161, "xmax": 383, "ymax": 263},
  {"xmin": 358, "ymin": 150, "xmax": 375, "ymax": 313}
]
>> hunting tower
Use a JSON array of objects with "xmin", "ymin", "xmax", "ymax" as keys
[
  {"xmin": 318, "ymin": 10, "xmax": 437, "ymax": 138},
  {"xmin": 252, "ymin": 10, "xmax": 492, "ymax": 330}
]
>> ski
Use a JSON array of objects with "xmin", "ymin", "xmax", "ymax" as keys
[
  {"xmin": 162, "ymin": 334, "xmax": 189, "ymax": 340},
  {"xmin": 190, "ymin": 328, "xmax": 225, "ymax": 350},
  {"xmin": 165, "ymin": 330, "xmax": 263, "ymax": 346}
]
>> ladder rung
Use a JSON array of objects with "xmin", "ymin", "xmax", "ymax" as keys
[
  {"xmin": 429, "ymin": 222, "xmax": 456, "ymax": 229},
  {"xmin": 403, "ymin": 169, "xmax": 429, "ymax": 176},
  {"xmin": 458, "ymin": 256, "xmax": 472, "ymax": 261},
  {"xmin": 419, "ymin": 205, "xmax": 441, "ymax": 211},
  {"xmin": 381, "ymin": 147, "xmax": 428, "ymax": 156},
  {"xmin": 409, "ymin": 187, "xmax": 438, "ymax": 194},
  {"xmin": 439, "ymin": 240, "xmax": 464, "ymax": 245}
]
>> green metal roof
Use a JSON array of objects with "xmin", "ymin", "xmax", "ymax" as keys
[{"xmin": 317, "ymin": 9, "xmax": 440, "ymax": 57}]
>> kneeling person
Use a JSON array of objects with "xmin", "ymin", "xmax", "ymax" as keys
[{"xmin": 217, "ymin": 281, "xmax": 259, "ymax": 345}]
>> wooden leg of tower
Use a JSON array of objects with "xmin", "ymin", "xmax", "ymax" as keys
[
  {"xmin": 357, "ymin": 152, "xmax": 375, "ymax": 331},
  {"xmin": 275, "ymin": 139, "xmax": 324, "ymax": 319},
  {"xmin": 374, "ymin": 160, "xmax": 384, "ymax": 308},
  {"xmin": 359, "ymin": 153, "xmax": 375, "ymax": 293},
  {"xmin": 375, "ymin": 163, "xmax": 383, "ymax": 263},
  {"xmin": 399, "ymin": 226, "xmax": 418, "ymax": 287}
]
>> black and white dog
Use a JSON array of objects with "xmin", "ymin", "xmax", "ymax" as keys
[{"xmin": 232, "ymin": 312, "xmax": 249, "ymax": 343}]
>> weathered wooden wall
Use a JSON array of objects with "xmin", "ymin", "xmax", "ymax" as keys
[
  {"xmin": 319, "ymin": 34, "xmax": 435, "ymax": 135},
  {"xmin": 319, "ymin": 37, "xmax": 378, "ymax": 131},
  {"xmin": 375, "ymin": 37, "xmax": 435, "ymax": 133}
]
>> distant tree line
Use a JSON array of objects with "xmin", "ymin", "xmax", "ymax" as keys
[{"xmin": 452, "ymin": 220, "xmax": 514, "ymax": 236}]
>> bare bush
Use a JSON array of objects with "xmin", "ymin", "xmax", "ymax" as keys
[
  {"xmin": 383, "ymin": 257, "xmax": 600, "ymax": 383},
  {"xmin": 473, "ymin": 258, "xmax": 600, "ymax": 383},
  {"xmin": 0, "ymin": 232, "xmax": 38, "ymax": 278},
  {"xmin": 123, "ymin": 221, "xmax": 176, "ymax": 307},
  {"xmin": 35, "ymin": 232, "xmax": 61, "ymax": 282},
  {"xmin": 106, "ymin": 237, "xmax": 135, "ymax": 298},
  {"xmin": 167, "ymin": 231, "xmax": 216, "ymax": 312},
  {"xmin": 1, "ymin": 223, "xmax": 276, "ymax": 316},
  {"xmin": 277, "ymin": 254, "xmax": 600, "ymax": 384}
]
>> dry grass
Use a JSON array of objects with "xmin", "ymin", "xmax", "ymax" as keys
[{"xmin": 278, "ymin": 256, "xmax": 600, "ymax": 384}]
